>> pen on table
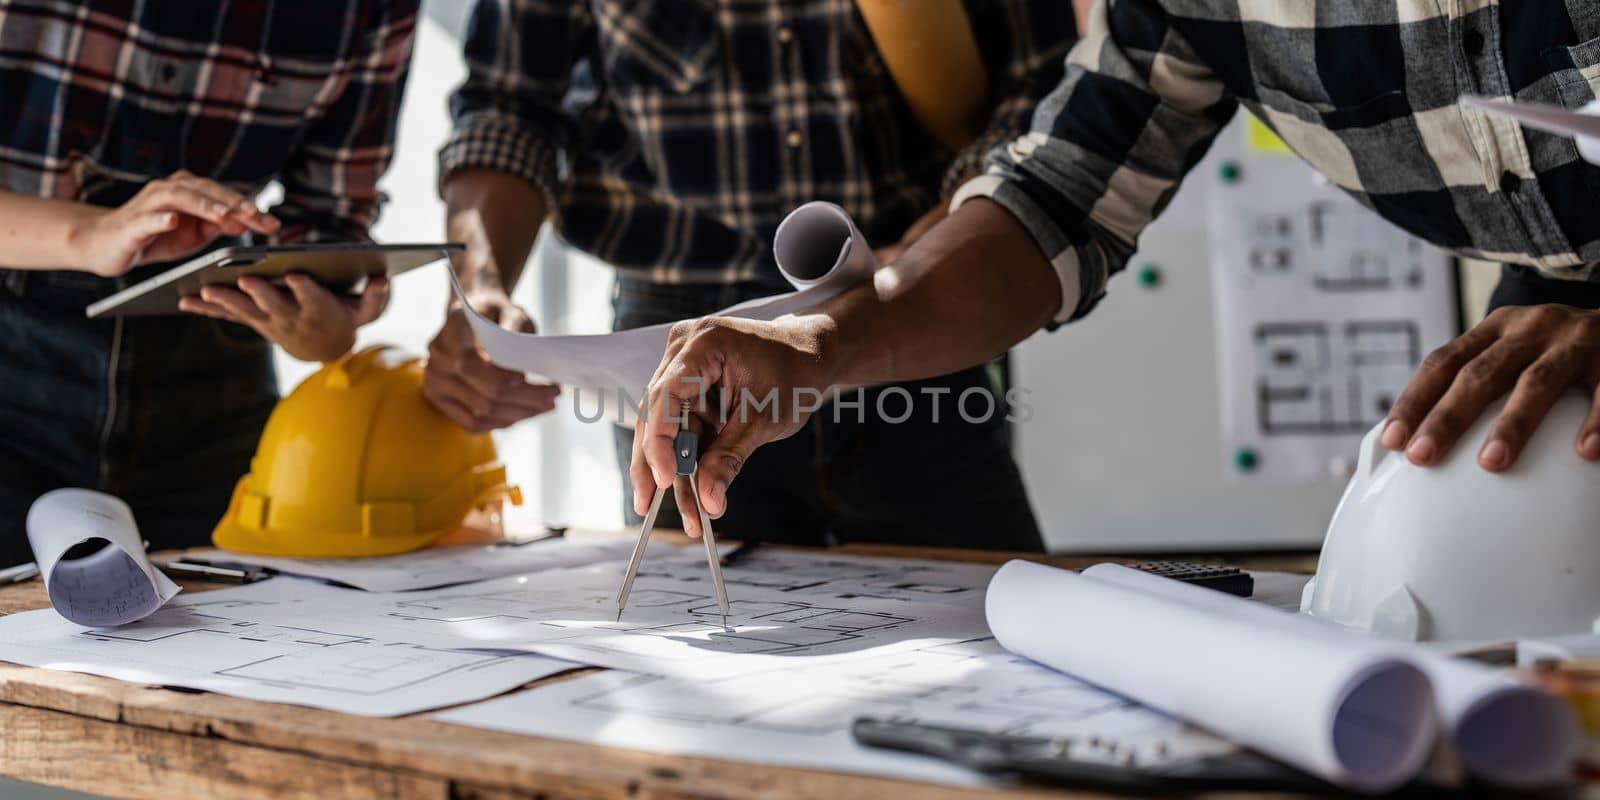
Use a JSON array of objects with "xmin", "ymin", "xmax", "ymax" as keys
[
  {"xmin": 720, "ymin": 541, "xmax": 760, "ymax": 567},
  {"xmin": 496, "ymin": 524, "xmax": 568, "ymax": 548},
  {"xmin": 0, "ymin": 562, "xmax": 39, "ymax": 583},
  {"xmin": 159, "ymin": 560, "xmax": 271, "ymax": 584}
]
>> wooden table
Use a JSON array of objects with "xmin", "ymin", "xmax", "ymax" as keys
[{"xmin": 0, "ymin": 536, "xmax": 1314, "ymax": 800}]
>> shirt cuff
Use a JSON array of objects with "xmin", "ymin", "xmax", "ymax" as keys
[
  {"xmin": 950, "ymin": 174, "xmax": 1084, "ymax": 325},
  {"xmin": 437, "ymin": 112, "xmax": 559, "ymax": 196}
]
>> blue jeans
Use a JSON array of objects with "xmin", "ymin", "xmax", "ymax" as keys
[
  {"xmin": 0, "ymin": 268, "xmax": 277, "ymax": 567},
  {"xmin": 611, "ymin": 277, "xmax": 1044, "ymax": 552}
]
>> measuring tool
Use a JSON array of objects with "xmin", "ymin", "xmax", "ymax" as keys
[{"xmin": 616, "ymin": 400, "xmax": 731, "ymax": 627}]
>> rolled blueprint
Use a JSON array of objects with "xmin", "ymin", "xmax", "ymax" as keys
[
  {"xmin": 1083, "ymin": 563, "xmax": 1580, "ymax": 789},
  {"xmin": 449, "ymin": 201, "xmax": 877, "ymax": 401},
  {"xmin": 986, "ymin": 560, "xmax": 1435, "ymax": 792},
  {"xmin": 25, "ymin": 489, "xmax": 180, "ymax": 627}
]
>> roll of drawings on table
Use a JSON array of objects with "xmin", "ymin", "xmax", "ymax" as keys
[
  {"xmin": 1081, "ymin": 562, "xmax": 1580, "ymax": 790},
  {"xmin": 985, "ymin": 560, "xmax": 1436, "ymax": 793}
]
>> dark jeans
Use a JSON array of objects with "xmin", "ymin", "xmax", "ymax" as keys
[
  {"xmin": 1488, "ymin": 264, "xmax": 1600, "ymax": 311},
  {"xmin": 0, "ymin": 268, "xmax": 278, "ymax": 567},
  {"xmin": 610, "ymin": 277, "xmax": 1043, "ymax": 552}
]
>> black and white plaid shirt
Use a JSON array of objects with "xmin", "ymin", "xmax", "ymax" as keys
[
  {"xmin": 957, "ymin": 0, "xmax": 1600, "ymax": 324},
  {"xmin": 440, "ymin": 0, "xmax": 1076, "ymax": 285}
]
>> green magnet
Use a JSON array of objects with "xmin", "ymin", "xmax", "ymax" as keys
[{"xmin": 1136, "ymin": 264, "xmax": 1162, "ymax": 288}]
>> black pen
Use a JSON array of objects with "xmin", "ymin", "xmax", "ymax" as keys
[
  {"xmin": 720, "ymin": 540, "xmax": 760, "ymax": 567},
  {"xmin": 495, "ymin": 524, "xmax": 568, "ymax": 548},
  {"xmin": 160, "ymin": 560, "xmax": 272, "ymax": 584}
]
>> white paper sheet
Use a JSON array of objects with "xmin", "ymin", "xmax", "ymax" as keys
[
  {"xmin": 434, "ymin": 636, "xmax": 1238, "ymax": 787},
  {"xmin": 1083, "ymin": 563, "xmax": 1580, "ymax": 789},
  {"xmin": 450, "ymin": 202, "xmax": 876, "ymax": 405},
  {"xmin": 25, "ymin": 489, "xmax": 180, "ymax": 627},
  {"xmin": 215, "ymin": 547, "xmax": 996, "ymax": 681},
  {"xmin": 0, "ymin": 577, "xmax": 577, "ymax": 716},
  {"xmin": 175, "ymin": 537, "xmax": 643, "ymax": 592},
  {"xmin": 986, "ymin": 560, "xmax": 1436, "ymax": 792},
  {"xmin": 1205, "ymin": 160, "xmax": 1457, "ymax": 483}
]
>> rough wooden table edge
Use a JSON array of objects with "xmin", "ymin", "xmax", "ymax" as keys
[{"xmin": 0, "ymin": 537, "xmax": 1315, "ymax": 799}]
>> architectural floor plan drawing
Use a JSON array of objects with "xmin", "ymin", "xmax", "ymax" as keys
[
  {"xmin": 434, "ymin": 636, "xmax": 1237, "ymax": 787},
  {"xmin": 0, "ymin": 547, "xmax": 1001, "ymax": 714},
  {"xmin": 0, "ymin": 580, "xmax": 576, "ymax": 716},
  {"xmin": 172, "ymin": 537, "xmax": 642, "ymax": 592},
  {"xmin": 1208, "ymin": 160, "xmax": 1457, "ymax": 482},
  {"xmin": 295, "ymin": 548, "xmax": 998, "ymax": 678},
  {"xmin": 1255, "ymin": 320, "xmax": 1422, "ymax": 435},
  {"xmin": 658, "ymin": 548, "xmax": 998, "ymax": 606},
  {"xmin": 105, "ymin": 547, "xmax": 1000, "ymax": 681}
]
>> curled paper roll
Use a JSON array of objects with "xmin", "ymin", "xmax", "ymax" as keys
[
  {"xmin": 25, "ymin": 489, "xmax": 180, "ymax": 627},
  {"xmin": 448, "ymin": 202, "xmax": 877, "ymax": 405},
  {"xmin": 985, "ymin": 560, "xmax": 1435, "ymax": 792},
  {"xmin": 1083, "ymin": 563, "xmax": 1580, "ymax": 790}
]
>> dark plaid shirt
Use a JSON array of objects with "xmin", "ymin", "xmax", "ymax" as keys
[
  {"xmin": 0, "ymin": 0, "xmax": 416, "ymax": 242},
  {"xmin": 440, "ymin": 0, "xmax": 1076, "ymax": 284},
  {"xmin": 957, "ymin": 0, "xmax": 1600, "ymax": 324}
]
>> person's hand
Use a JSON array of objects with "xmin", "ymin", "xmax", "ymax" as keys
[
  {"xmin": 422, "ymin": 293, "xmax": 561, "ymax": 433},
  {"xmin": 633, "ymin": 313, "xmax": 838, "ymax": 536},
  {"xmin": 179, "ymin": 273, "xmax": 388, "ymax": 362},
  {"xmin": 1381, "ymin": 303, "xmax": 1600, "ymax": 471},
  {"xmin": 69, "ymin": 170, "xmax": 279, "ymax": 277},
  {"xmin": 873, "ymin": 203, "xmax": 946, "ymax": 265}
]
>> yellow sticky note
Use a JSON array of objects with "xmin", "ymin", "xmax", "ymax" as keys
[{"xmin": 1245, "ymin": 113, "xmax": 1293, "ymax": 155}]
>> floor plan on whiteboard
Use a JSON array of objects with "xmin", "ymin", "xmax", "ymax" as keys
[{"xmin": 1209, "ymin": 160, "xmax": 1457, "ymax": 482}]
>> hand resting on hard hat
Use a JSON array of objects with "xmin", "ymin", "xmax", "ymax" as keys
[
  {"xmin": 423, "ymin": 294, "xmax": 561, "ymax": 434},
  {"xmin": 180, "ymin": 273, "xmax": 389, "ymax": 363},
  {"xmin": 1381, "ymin": 303, "xmax": 1600, "ymax": 472}
]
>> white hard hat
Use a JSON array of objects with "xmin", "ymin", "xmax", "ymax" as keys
[{"xmin": 1302, "ymin": 392, "xmax": 1600, "ymax": 642}]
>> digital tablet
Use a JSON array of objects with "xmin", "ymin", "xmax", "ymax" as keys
[{"xmin": 84, "ymin": 242, "xmax": 465, "ymax": 318}]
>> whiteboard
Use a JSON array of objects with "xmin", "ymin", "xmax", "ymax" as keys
[{"xmin": 1012, "ymin": 115, "xmax": 1459, "ymax": 551}]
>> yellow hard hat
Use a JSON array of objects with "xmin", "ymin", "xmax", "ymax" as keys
[{"xmin": 213, "ymin": 346, "xmax": 522, "ymax": 558}]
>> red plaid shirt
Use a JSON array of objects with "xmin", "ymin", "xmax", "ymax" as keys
[{"xmin": 0, "ymin": 0, "xmax": 416, "ymax": 242}]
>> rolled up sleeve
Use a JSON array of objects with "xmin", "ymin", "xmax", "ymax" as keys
[
  {"xmin": 437, "ymin": 0, "xmax": 593, "ymax": 195},
  {"xmin": 955, "ymin": 0, "xmax": 1236, "ymax": 324}
]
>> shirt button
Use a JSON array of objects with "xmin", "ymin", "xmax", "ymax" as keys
[
  {"xmin": 1463, "ymin": 27, "xmax": 1485, "ymax": 57},
  {"xmin": 776, "ymin": 26, "xmax": 793, "ymax": 44},
  {"xmin": 785, "ymin": 129, "xmax": 804, "ymax": 149},
  {"xmin": 1499, "ymin": 171, "xmax": 1521, "ymax": 194}
]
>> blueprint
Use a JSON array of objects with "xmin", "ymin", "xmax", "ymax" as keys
[
  {"xmin": 292, "ymin": 547, "xmax": 999, "ymax": 679},
  {"xmin": 175, "ymin": 537, "xmax": 643, "ymax": 592},
  {"xmin": 691, "ymin": 548, "xmax": 997, "ymax": 606},
  {"xmin": 434, "ymin": 636, "xmax": 1236, "ymax": 787},
  {"xmin": 27, "ymin": 489, "xmax": 180, "ymax": 627},
  {"xmin": 0, "ymin": 579, "xmax": 577, "ymax": 716}
]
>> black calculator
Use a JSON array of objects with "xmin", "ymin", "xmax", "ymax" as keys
[{"xmin": 1131, "ymin": 561, "xmax": 1254, "ymax": 597}]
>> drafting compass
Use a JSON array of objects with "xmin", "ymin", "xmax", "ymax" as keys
[{"xmin": 616, "ymin": 400, "xmax": 732, "ymax": 628}]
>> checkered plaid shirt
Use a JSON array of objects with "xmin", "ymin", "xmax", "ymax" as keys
[
  {"xmin": 440, "ymin": 0, "xmax": 1076, "ymax": 284},
  {"xmin": 955, "ymin": 0, "xmax": 1600, "ymax": 324},
  {"xmin": 0, "ymin": 0, "xmax": 416, "ymax": 243}
]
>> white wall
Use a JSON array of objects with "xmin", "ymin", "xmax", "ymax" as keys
[{"xmin": 272, "ymin": 9, "xmax": 626, "ymax": 535}]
